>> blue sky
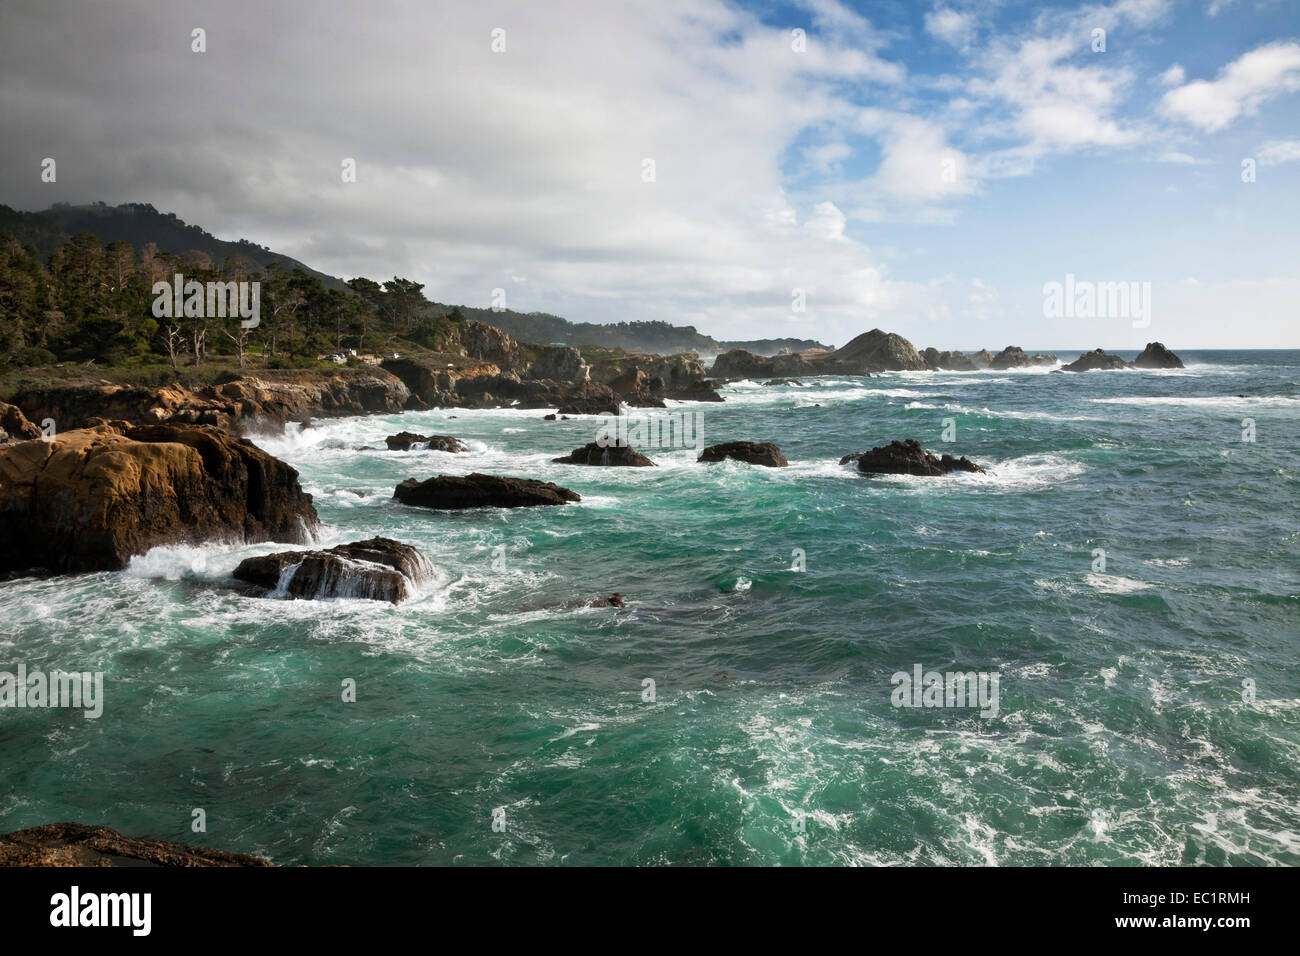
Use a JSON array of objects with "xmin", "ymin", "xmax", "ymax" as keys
[{"xmin": 2, "ymin": 0, "xmax": 1298, "ymax": 347}]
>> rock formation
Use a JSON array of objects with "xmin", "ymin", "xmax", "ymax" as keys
[
  {"xmin": 1134, "ymin": 342, "xmax": 1184, "ymax": 368},
  {"xmin": 697, "ymin": 441, "xmax": 789, "ymax": 467},
  {"xmin": 1061, "ymin": 348, "xmax": 1133, "ymax": 372},
  {"xmin": 553, "ymin": 442, "xmax": 656, "ymax": 466},
  {"xmin": 384, "ymin": 432, "xmax": 468, "ymax": 452},
  {"xmin": 840, "ymin": 439, "xmax": 987, "ymax": 476},
  {"xmin": 0, "ymin": 422, "xmax": 318, "ymax": 574},
  {"xmin": 0, "ymin": 402, "xmax": 40, "ymax": 444},
  {"xmin": 233, "ymin": 537, "xmax": 434, "ymax": 604},
  {"xmin": 394, "ymin": 473, "xmax": 581, "ymax": 508},
  {"xmin": 0, "ymin": 822, "xmax": 272, "ymax": 867},
  {"xmin": 8, "ymin": 368, "xmax": 410, "ymax": 436}
]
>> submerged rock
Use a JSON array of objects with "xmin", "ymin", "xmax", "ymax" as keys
[
  {"xmin": 698, "ymin": 441, "xmax": 789, "ymax": 467},
  {"xmin": 1134, "ymin": 341, "xmax": 1184, "ymax": 369},
  {"xmin": 1061, "ymin": 348, "xmax": 1133, "ymax": 372},
  {"xmin": 0, "ymin": 822, "xmax": 272, "ymax": 867},
  {"xmin": 762, "ymin": 379, "xmax": 803, "ymax": 386},
  {"xmin": 553, "ymin": 442, "xmax": 656, "ymax": 466},
  {"xmin": 384, "ymin": 431, "xmax": 468, "ymax": 452},
  {"xmin": 233, "ymin": 537, "xmax": 434, "ymax": 604},
  {"xmin": 394, "ymin": 473, "xmax": 581, "ymax": 508},
  {"xmin": 0, "ymin": 421, "xmax": 318, "ymax": 574},
  {"xmin": 840, "ymin": 439, "xmax": 987, "ymax": 476}
]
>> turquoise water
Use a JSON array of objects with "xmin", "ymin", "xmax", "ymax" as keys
[{"xmin": 2, "ymin": 350, "xmax": 1297, "ymax": 865}]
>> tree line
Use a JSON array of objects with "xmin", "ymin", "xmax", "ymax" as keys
[{"xmin": 0, "ymin": 230, "xmax": 463, "ymax": 370}]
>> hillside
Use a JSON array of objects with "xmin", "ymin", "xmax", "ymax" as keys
[{"xmin": 0, "ymin": 202, "xmax": 829, "ymax": 356}]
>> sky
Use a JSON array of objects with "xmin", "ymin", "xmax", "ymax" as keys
[{"xmin": 1, "ymin": 0, "xmax": 1297, "ymax": 349}]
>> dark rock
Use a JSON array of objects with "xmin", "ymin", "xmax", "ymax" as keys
[
  {"xmin": 384, "ymin": 431, "xmax": 468, "ymax": 452},
  {"xmin": 823, "ymin": 329, "xmax": 928, "ymax": 373},
  {"xmin": 762, "ymin": 379, "xmax": 803, "ymax": 387},
  {"xmin": 543, "ymin": 413, "xmax": 557, "ymax": 420},
  {"xmin": 0, "ymin": 422, "xmax": 318, "ymax": 574},
  {"xmin": 0, "ymin": 402, "xmax": 41, "ymax": 444},
  {"xmin": 989, "ymin": 346, "xmax": 1032, "ymax": 369},
  {"xmin": 557, "ymin": 397, "xmax": 620, "ymax": 416},
  {"xmin": 233, "ymin": 537, "xmax": 434, "ymax": 605},
  {"xmin": 0, "ymin": 822, "xmax": 272, "ymax": 867},
  {"xmin": 841, "ymin": 439, "xmax": 987, "ymax": 476},
  {"xmin": 698, "ymin": 441, "xmax": 789, "ymax": 467},
  {"xmin": 1134, "ymin": 341, "xmax": 1184, "ymax": 369},
  {"xmin": 394, "ymin": 473, "xmax": 581, "ymax": 509},
  {"xmin": 553, "ymin": 442, "xmax": 656, "ymax": 466},
  {"xmin": 1061, "ymin": 348, "xmax": 1133, "ymax": 372}
]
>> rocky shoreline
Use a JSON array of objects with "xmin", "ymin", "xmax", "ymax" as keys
[
  {"xmin": 0, "ymin": 331, "xmax": 1186, "ymax": 581},
  {"xmin": 0, "ymin": 822, "xmax": 272, "ymax": 867}
]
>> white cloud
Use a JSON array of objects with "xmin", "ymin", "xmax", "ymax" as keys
[
  {"xmin": 1257, "ymin": 138, "xmax": 1300, "ymax": 165},
  {"xmin": 1156, "ymin": 151, "xmax": 1212, "ymax": 164},
  {"xmin": 1159, "ymin": 64, "xmax": 1185, "ymax": 87},
  {"xmin": 1161, "ymin": 41, "xmax": 1300, "ymax": 131},
  {"xmin": 925, "ymin": 7, "xmax": 976, "ymax": 49}
]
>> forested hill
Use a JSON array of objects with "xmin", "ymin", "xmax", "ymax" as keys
[
  {"xmin": 12, "ymin": 202, "xmax": 343, "ymax": 290},
  {"xmin": 452, "ymin": 307, "xmax": 828, "ymax": 355},
  {"xmin": 0, "ymin": 202, "xmax": 830, "ymax": 355}
]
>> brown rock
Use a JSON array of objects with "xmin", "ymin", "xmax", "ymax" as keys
[
  {"xmin": 0, "ymin": 822, "xmax": 272, "ymax": 867},
  {"xmin": 0, "ymin": 422, "xmax": 318, "ymax": 574}
]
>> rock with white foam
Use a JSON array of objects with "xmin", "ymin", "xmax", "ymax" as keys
[{"xmin": 233, "ymin": 537, "xmax": 433, "ymax": 604}]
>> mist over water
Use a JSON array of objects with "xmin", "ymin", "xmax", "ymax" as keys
[{"xmin": 2, "ymin": 351, "xmax": 1297, "ymax": 865}]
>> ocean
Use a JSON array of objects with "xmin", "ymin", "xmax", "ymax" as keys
[{"xmin": 2, "ymin": 350, "xmax": 1297, "ymax": 865}]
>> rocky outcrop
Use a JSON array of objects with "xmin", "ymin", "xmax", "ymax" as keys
[
  {"xmin": 988, "ymin": 346, "xmax": 1031, "ymax": 369},
  {"xmin": 458, "ymin": 320, "xmax": 523, "ymax": 369},
  {"xmin": 0, "ymin": 422, "xmax": 318, "ymax": 574},
  {"xmin": 8, "ymin": 369, "xmax": 409, "ymax": 436},
  {"xmin": 0, "ymin": 402, "xmax": 41, "ymax": 444},
  {"xmin": 555, "ymin": 392, "xmax": 621, "ymax": 416},
  {"xmin": 527, "ymin": 345, "xmax": 590, "ymax": 383},
  {"xmin": 589, "ymin": 353, "xmax": 722, "ymax": 403},
  {"xmin": 394, "ymin": 473, "xmax": 581, "ymax": 509},
  {"xmin": 553, "ymin": 442, "xmax": 656, "ymax": 466},
  {"xmin": 968, "ymin": 349, "xmax": 994, "ymax": 369},
  {"xmin": 698, "ymin": 441, "xmax": 789, "ymax": 467},
  {"xmin": 922, "ymin": 349, "xmax": 979, "ymax": 371},
  {"xmin": 711, "ymin": 348, "xmax": 817, "ymax": 380},
  {"xmin": 385, "ymin": 432, "xmax": 468, "ymax": 452},
  {"xmin": 763, "ymin": 379, "xmax": 803, "ymax": 387},
  {"xmin": 1061, "ymin": 348, "xmax": 1132, "ymax": 372},
  {"xmin": 1134, "ymin": 342, "xmax": 1184, "ymax": 369},
  {"xmin": 824, "ymin": 329, "xmax": 927, "ymax": 373},
  {"xmin": 0, "ymin": 822, "xmax": 272, "ymax": 867},
  {"xmin": 840, "ymin": 439, "xmax": 987, "ymax": 476},
  {"xmin": 233, "ymin": 537, "xmax": 434, "ymax": 604},
  {"xmin": 382, "ymin": 355, "xmax": 624, "ymax": 412},
  {"xmin": 714, "ymin": 328, "xmax": 923, "ymax": 377}
]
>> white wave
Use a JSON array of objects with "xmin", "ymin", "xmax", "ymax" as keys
[
  {"xmin": 1084, "ymin": 573, "xmax": 1153, "ymax": 594},
  {"xmin": 904, "ymin": 401, "xmax": 1103, "ymax": 421},
  {"xmin": 1089, "ymin": 395, "xmax": 1300, "ymax": 407}
]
